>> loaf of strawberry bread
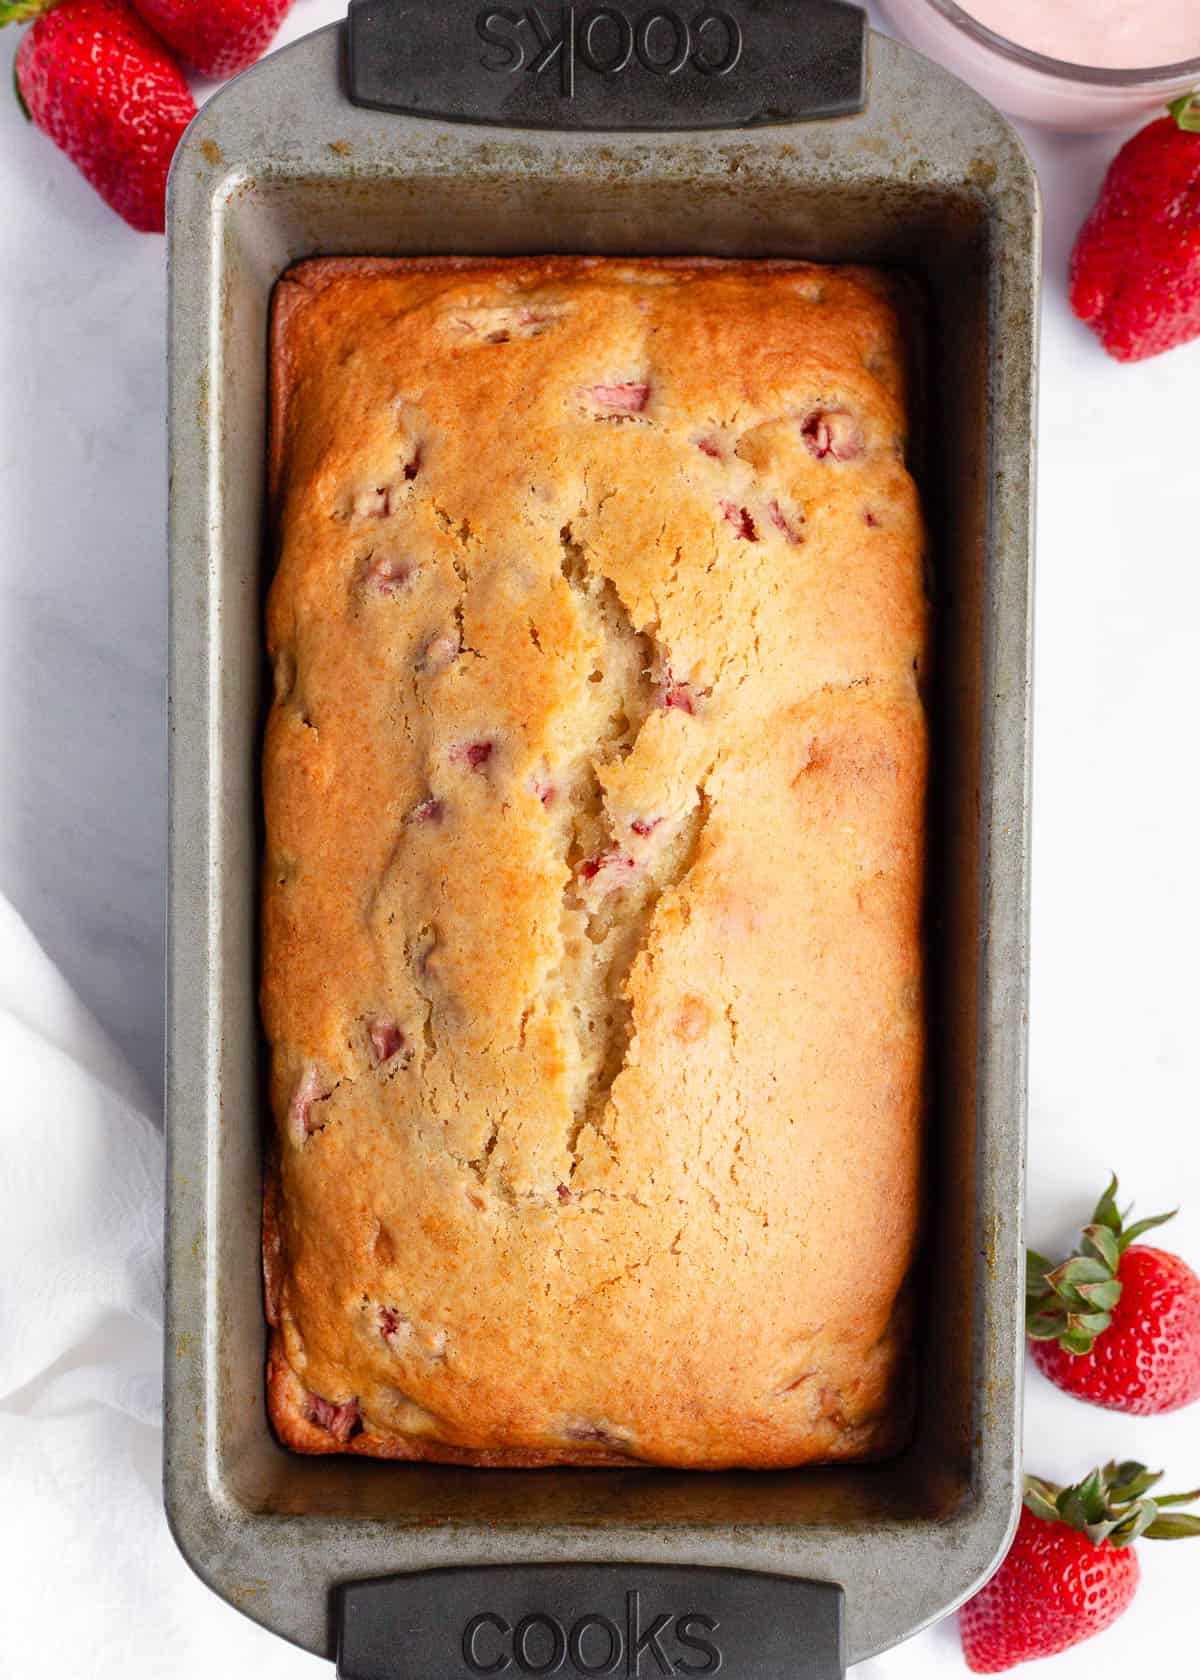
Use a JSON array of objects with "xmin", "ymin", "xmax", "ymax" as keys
[{"xmin": 262, "ymin": 256, "xmax": 928, "ymax": 1467}]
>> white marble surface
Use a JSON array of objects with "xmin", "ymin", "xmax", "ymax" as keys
[{"xmin": 0, "ymin": 0, "xmax": 1198, "ymax": 1672}]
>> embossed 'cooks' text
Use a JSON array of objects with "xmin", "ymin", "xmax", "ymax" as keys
[
  {"xmin": 462, "ymin": 1592, "xmax": 722, "ymax": 1675},
  {"xmin": 475, "ymin": 6, "xmax": 743, "ymax": 94}
]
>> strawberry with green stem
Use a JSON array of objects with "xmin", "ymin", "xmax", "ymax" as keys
[
  {"xmin": 1027, "ymin": 1174, "xmax": 1200, "ymax": 1414},
  {"xmin": 960, "ymin": 1462, "xmax": 1200, "ymax": 1673}
]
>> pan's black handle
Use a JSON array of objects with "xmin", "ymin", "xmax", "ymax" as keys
[
  {"xmin": 345, "ymin": 0, "xmax": 867, "ymax": 129},
  {"xmin": 336, "ymin": 1565, "xmax": 844, "ymax": 1680}
]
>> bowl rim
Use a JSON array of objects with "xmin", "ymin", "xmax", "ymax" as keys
[{"xmin": 901, "ymin": 0, "xmax": 1200, "ymax": 86}]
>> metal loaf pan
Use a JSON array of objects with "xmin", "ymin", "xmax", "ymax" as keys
[{"xmin": 166, "ymin": 10, "xmax": 1037, "ymax": 1673}]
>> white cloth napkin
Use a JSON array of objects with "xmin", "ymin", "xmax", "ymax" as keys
[{"xmin": 0, "ymin": 894, "xmax": 324, "ymax": 1679}]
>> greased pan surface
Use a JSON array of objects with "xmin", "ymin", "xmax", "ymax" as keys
[{"xmin": 165, "ymin": 19, "xmax": 1037, "ymax": 1668}]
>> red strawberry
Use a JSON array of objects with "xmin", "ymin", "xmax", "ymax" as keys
[
  {"xmin": 1027, "ymin": 1175, "xmax": 1200, "ymax": 1414},
  {"xmin": 960, "ymin": 1462, "xmax": 1200, "ymax": 1673},
  {"xmin": 129, "ymin": 0, "xmax": 293, "ymax": 78},
  {"xmin": 1069, "ymin": 94, "xmax": 1200, "ymax": 362},
  {"xmin": 4, "ymin": 0, "xmax": 195, "ymax": 233}
]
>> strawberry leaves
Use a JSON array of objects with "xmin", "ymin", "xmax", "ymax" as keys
[
  {"xmin": 12, "ymin": 51, "xmax": 30, "ymax": 119},
  {"xmin": 1024, "ymin": 1463, "xmax": 1200, "ymax": 1549},
  {"xmin": 1144, "ymin": 1512, "xmax": 1200, "ymax": 1539},
  {"xmin": 1027, "ymin": 1250, "xmax": 1118, "ymax": 1353},
  {"xmin": 1027, "ymin": 1176, "xmax": 1178, "ymax": 1355},
  {"xmin": 1167, "ymin": 93, "xmax": 1200, "ymax": 135},
  {"xmin": 1090, "ymin": 1171, "xmax": 1178, "ymax": 1252},
  {"xmin": 0, "ymin": 1, "xmax": 58, "ymax": 21}
]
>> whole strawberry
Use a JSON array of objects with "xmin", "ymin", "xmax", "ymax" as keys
[
  {"xmin": 960, "ymin": 1463, "xmax": 1200, "ymax": 1673},
  {"xmin": 1028, "ymin": 1175, "xmax": 1200, "ymax": 1414},
  {"xmin": 1070, "ymin": 95, "xmax": 1200, "ymax": 362},
  {"xmin": 3, "ymin": 0, "xmax": 196, "ymax": 232},
  {"xmin": 129, "ymin": 0, "xmax": 293, "ymax": 78}
]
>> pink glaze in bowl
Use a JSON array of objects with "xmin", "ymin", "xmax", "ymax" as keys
[{"xmin": 877, "ymin": 0, "xmax": 1200, "ymax": 130}]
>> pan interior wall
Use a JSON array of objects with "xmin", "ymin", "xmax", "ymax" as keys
[{"xmin": 204, "ymin": 168, "xmax": 991, "ymax": 1529}]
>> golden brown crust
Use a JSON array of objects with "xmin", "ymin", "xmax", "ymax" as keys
[{"xmin": 263, "ymin": 256, "xmax": 928, "ymax": 1468}]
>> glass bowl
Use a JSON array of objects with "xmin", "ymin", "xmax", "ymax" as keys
[{"xmin": 877, "ymin": 0, "xmax": 1200, "ymax": 130}]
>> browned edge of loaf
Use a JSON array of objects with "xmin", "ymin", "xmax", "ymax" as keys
[{"xmin": 265, "ymin": 255, "xmax": 893, "ymax": 503}]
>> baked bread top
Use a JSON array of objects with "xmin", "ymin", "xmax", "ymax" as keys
[{"xmin": 263, "ymin": 257, "xmax": 928, "ymax": 1467}]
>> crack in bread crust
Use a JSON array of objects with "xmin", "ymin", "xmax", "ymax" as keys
[{"xmin": 553, "ymin": 519, "xmax": 711, "ymax": 1170}]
